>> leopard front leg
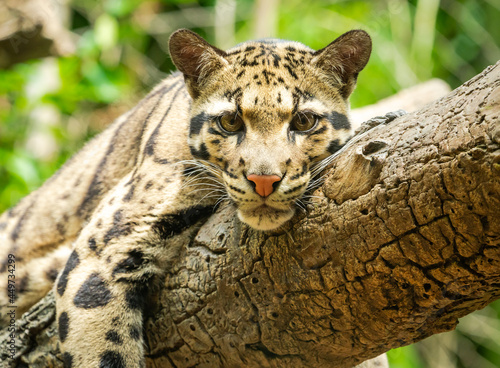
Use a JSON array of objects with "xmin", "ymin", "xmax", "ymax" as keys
[
  {"xmin": 55, "ymin": 246, "xmax": 153, "ymax": 368},
  {"xmin": 52, "ymin": 141, "xmax": 215, "ymax": 366},
  {"xmin": 54, "ymin": 195, "xmax": 185, "ymax": 366},
  {"xmin": 54, "ymin": 174, "xmax": 209, "ymax": 366}
]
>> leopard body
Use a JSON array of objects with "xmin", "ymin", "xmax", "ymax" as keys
[{"xmin": 0, "ymin": 29, "xmax": 387, "ymax": 367}]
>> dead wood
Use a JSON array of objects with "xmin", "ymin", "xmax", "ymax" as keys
[{"xmin": 0, "ymin": 0, "xmax": 74, "ymax": 69}]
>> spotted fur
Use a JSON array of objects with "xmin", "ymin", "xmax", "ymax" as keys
[{"xmin": 0, "ymin": 29, "xmax": 378, "ymax": 367}]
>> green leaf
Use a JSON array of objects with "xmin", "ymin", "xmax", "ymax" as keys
[{"xmin": 94, "ymin": 13, "xmax": 119, "ymax": 51}]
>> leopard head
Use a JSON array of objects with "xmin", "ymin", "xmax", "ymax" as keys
[{"xmin": 169, "ymin": 29, "xmax": 371, "ymax": 230}]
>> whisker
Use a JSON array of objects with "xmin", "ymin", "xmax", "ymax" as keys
[
  {"xmin": 183, "ymin": 183, "xmax": 225, "ymax": 189},
  {"xmin": 307, "ymin": 176, "xmax": 325, "ymax": 187},
  {"xmin": 176, "ymin": 159, "xmax": 224, "ymax": 176},
  {"xmin": 295, "ymin": 199, "xmax": 307, "ymax": 213},
  {"xmin": 215, "ymin": 196, "xmax": 231, "ymax": 208},
  {"xmin": 181, "ymin": 187, "xmax": 227, "ymax": 195},
  {"xmin": 182, "ymin": 179, "xmax": 212, "ymax": 190},
  {"xmin": 198, "ymin": 192, "xmax": 226, "ymax": 204},
  {"xmin": 183, "ymin": 173, "xmax": 224, "ymax": 182},
  {"xmin": 301, "ymin": 193, "xmax": 326, "ymax": 199},
  {"xmin": 181, "ymin": 170, "xmax": 224, "ymax": 189},
  {"xmin": 182, "ymin": 181, "xmax": 225, "ymax": 189},
  {"xmin": 183, "ymin": 189, "xmax": 227, "ymax": 196}
]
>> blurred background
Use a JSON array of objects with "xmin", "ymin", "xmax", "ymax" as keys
[{"xmin": 0, "ymin": 0, "xmax": 499, "ymax": 367}]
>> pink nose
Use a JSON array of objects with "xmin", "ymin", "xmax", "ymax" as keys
[{"xmin": 246, "ymin": 174, "xmax": 282, "ymax": 197}]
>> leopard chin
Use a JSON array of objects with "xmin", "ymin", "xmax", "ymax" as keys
[{"xmin": 237, "ymin": 205, "xmax": 295, "ymax": 231}]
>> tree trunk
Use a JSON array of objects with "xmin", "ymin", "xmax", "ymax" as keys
[{"xmin": 2, "ymin": 61, "xmax": 499, "ymax": 368}]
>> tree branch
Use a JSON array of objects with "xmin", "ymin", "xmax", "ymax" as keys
[
  {"xmin": 3, "ymin": 61, "xmax": 500, "ymax": 368},
  {"xmin": 0, "ymin": 0, "xmax": 74, "ymax": 68}
]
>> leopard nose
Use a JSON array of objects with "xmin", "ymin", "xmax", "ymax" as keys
[{"xmin": 246, "ymin": 174, "xmax": 282, "ymax": 197}]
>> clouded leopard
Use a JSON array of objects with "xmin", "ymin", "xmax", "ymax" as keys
[{"xmin": 0, "ymin": 29, "xmax": 388, "ymax": 367}]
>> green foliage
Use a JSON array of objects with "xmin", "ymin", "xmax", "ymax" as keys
[
  {"xmin": 387, "ymin": 344, "xmax": 425, "ymax": 368},
  {"xmin": 0, "ymin": 1, "xmax": 499, "ymax": 366}
]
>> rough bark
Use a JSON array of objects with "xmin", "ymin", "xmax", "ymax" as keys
[{"xmin": 2, "ymin": 61, "xmax": 500, "ymax": 368}]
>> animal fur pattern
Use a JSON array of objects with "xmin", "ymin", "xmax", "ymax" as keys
[{"xmin": 0, "ymin": 29, "xmax": 388, "ymax": 367}]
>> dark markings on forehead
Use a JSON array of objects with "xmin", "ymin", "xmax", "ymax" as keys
[
  {"xmin": 224, "ymin": 86, "xmax": 242, "ymax": 102},
  {"xmin": 255, "ymin": 44, "xmax": 280, "ymax": 60},
  {"xmin": 236, "ymin": 70, "xmax": 245, "ymax": 79},
  {"xmin": 255, "ymin": 48, "xmax": 266, "ymax": 58},
  {"xmin": 241, "ymin": 59, "xmax": 259, "ymax": 67},
  {"xmin": 291, "ymin": 89, "xmax": 300, "ymax": 110},
  {"xmin": 293, "ymin": 87, "xmax": 314, "ymax": 102},
  {"xmin": 226, "ymin": 49, "xmax": 242, "ymax": 56},
  {"xmin": 245, "ymin": 106, "xmax": 289, "ymax": 123},
  {"xmin": 229, "ymin": 41, "xmax": 312, "ymax": 75},
  {"xmin": 284, "ymin": 52, "xmax": 303, "ymax": 66},
  {"xmin": 272, "ymin": 54, "xmax": 281, "ymax": 67},
  {"xmin": 262, "ymin": 70, "xmax": 275, "ymax": 84},
  {"xmin": 284, "ymin": 65, "xmax": 298, "ymax": 79}
]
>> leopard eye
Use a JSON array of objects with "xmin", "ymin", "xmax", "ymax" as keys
[
  {"xmin": 218, "ymin": 113, "xmax": 244, "ymax": 133},
  {"xmin": 290, "ymin": 112, "xmax": 319, "ymax": 132}
]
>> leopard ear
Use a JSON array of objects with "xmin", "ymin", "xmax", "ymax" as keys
[
  {"xmin": 312, "ymin": 30, "xmax": 372, "ymax": 99},
  {"xmin": 169, "ymin": 29, "xmax": 228, "ymax": 98}
]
